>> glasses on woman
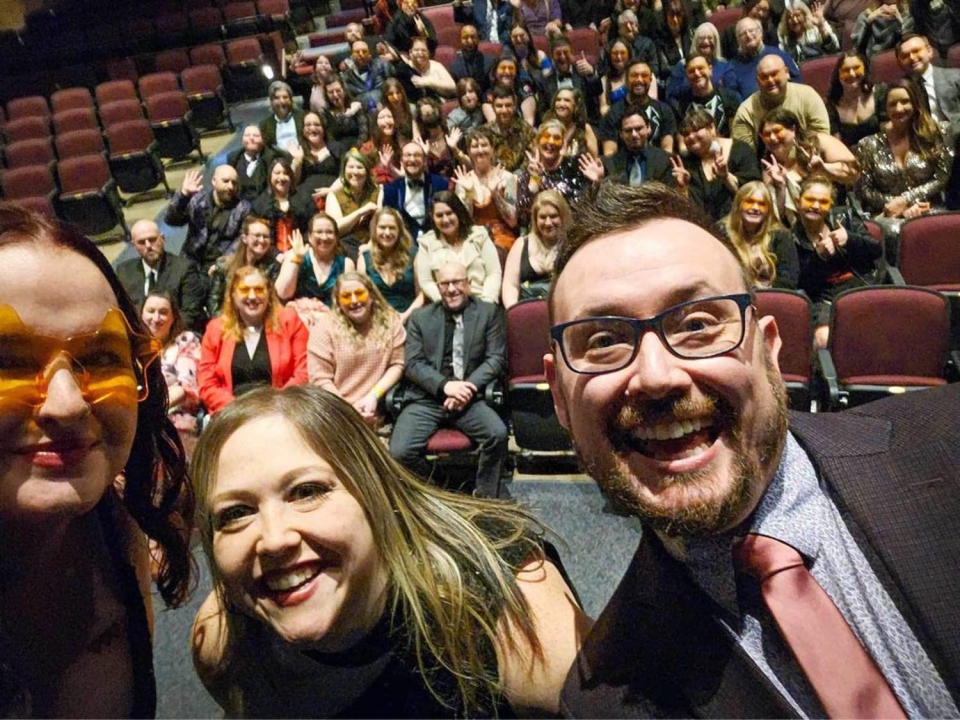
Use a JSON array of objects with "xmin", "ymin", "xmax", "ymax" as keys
[
  {"xmin": 338, "ymin": 288, "xmax": 369, "ymax": 304},
  {"xmin": 0, "ymin": 305, "xmax": 160, "ymax": 408},
  {"xmin": 550, "ymin": 294, "xmax": 752, "ymax": 375},
  {"xmin": 236, "ymin": 283, "xmax": 268, "ymax": 298}
]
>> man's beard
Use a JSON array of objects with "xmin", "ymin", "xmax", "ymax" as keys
[{"xmin": 574, "ymin": 354, "xmax": 788, "ymax": 537}]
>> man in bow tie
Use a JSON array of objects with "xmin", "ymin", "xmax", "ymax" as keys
[{"xmin": 382, "ymin": 141, "xmax": 450, "ymax": 239}]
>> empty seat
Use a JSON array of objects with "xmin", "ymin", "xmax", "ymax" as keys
[
  {"xmin": 3, "ymin": 116, "xmax": 51, "ymax": 143},
  {"xmin": 100, "ymin": 99, "xmax": 145, "ymax": 129},
  {"xmin": 800, "ymin": 54, "xmax": 840, "ymax": 99},
  {"xmin": 226, "ymin": 37, "xmax": 268, "ymax": 99},
  {"xmin": 56, "ymin": 154, "xmax": 129, "ymax": 236},
  {"xmin": 138, "ymin": 72, "xmax": 180, "ymax": 99},
  {"xmin": 123, "ymin": 16, "xmax": 157, "ymax": 55},
  {"xmin": 896, "ymin": 213, "xmax": 960, "ymax": 291},
  {"xmin": 190, "ymin": 42, "xmax": 227, "ymax": 67},
  {"xmin": 96, "ymin": 80, "xmax": 138, "ymax": 107},
  {"xmin": 708, "ymin": 6, "xmax": 742, "ymax": 33},
  {"xmin": 14, "ymin": 195, "xmax": 57, "ymax": 218},
  {"xmin": 144, "ymin": 91, "xmax": 204, "ymax": 161},
  {"xmin": 154, "ymin": 49, "xmax": 192, "ymax": 74},
  {"xmin": 4, "ymin": 138, "xmax": 56, "ymax": 170},
  {"xmin": 52, "ymin": 107, "xmax": 100, "ymax": 135},
  {"xmin": 105, "ymin": 118, "xmax": 171, "ymax": 195},
  {"xmin": 154, "ymin": 11, "xmax": 191, "ymax": 48},
  {"xmin": 870, "ymin": 49, "xmax": 904, "ymax": 84},
  {"xmin": 324, "ymin": 7, "xmax": 366, "ymax": 27},
  {"xmin": 189, "ymin": 7, "xmax": 225, "ymax": 43},
  {"xmin": 50, "ymin": 87, "xmax": 95, "ymax": 114},
  {"xmin": 754, "ymin": 289, "xmax": 813, "ymax": 410},
  {"xmin": 181, "ymin": 64, "xmax": 234, "ymax": 130},
  {"xmin": 1, "ymin": 165, "xmax": 57, "ymax": 201},
  {"xmin": 6, "ymin": 95, "xmax": 50, "ymax": 121},
  {"xmin": 223, "ymin": 1, "xmax": 260, "ymax": 36},
  {"xmin": 421, "ymin": 4, "xmax": 453, "ymax": 25},
  {"xmin": 56, "ymin": 129, "xmax": 107, "ymax": 159}
]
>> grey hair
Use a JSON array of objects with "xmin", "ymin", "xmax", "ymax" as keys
[{"xmin": 267, "ymin": 80, "xmax": 294, "ymax": 99}]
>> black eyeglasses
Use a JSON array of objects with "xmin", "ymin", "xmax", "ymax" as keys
[{"xmin": 550, "ymin": 294, "xmax": 752, "ymax": 375}]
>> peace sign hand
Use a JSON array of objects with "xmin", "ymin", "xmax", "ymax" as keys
[
  {"xmin": 761, "ymin": 155, "xmax": 786, "ymax": 186},
  {"xmin": 669, "ymin": 155, "xmax": 691, "ymax": 188}
]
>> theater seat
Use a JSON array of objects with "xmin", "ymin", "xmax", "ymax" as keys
[
  {"xmin": 754, "ymin": 289, "xmax": 813, "ymax": 410},
  {"xmin": 55, "ymin": 154, "xmax": 129, "ymax": 238},
  {"xmin": 105, "ymin": 118, "xmax": 172, "ymax": 197}
]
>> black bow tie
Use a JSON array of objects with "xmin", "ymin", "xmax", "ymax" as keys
[{"xmin": 407, "ymin": 178, "xmax": 425, "ymax": 189}]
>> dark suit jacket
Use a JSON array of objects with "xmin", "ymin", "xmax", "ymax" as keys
[
  {"xmin": 228, "ymin": 146, "xmax": 280, "ymax": 203},
  {"xmin": 561, "ymin": 384, "xmax": 960, "ymax": 717},
  {"xmin": 381, "ymin": 173, "xmax": 450, "ymax": 240},
  {"xmin": 537, "ymin": 71, "xmax": 604, "ymax": 118},
  {"xmin": 602, "ymin": 146, "xmax": 675, "ymax": 187},
  {"xmin": 402, "ymin": 298, "xmax": 507, "ymax": 405},
  {"xmin": 115, "ymin": 251, "xmax": 207, "ymax": 331},
  {"xmin": 931, "ymin": 66, "xmax": 960, "ymax": 140},
  {"xmin": 453, "ymin": 0, "xmax": 514, "ymax": 47},
  {"xmin": 258, "ymin": 109, "xmax": 306, "ymax": 151}
]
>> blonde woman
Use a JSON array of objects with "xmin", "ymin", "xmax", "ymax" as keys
[
  {"xmin": 306, "ymin": 272, "xmax": 405, "ymax": 424},
  {"xmin": 190, "ymin": 386, "xmax": 588, "ymax": 717},
  {"xmin": 357, "ymin": 207, "xmax": 424, "ymax": 322},
  {"xmin": 501, "ymin": 190, "xmax": 571, "ymax": 307},
  {"xmin": 719, "ymin": 181, "xmax": 799, "ymax": 289}
]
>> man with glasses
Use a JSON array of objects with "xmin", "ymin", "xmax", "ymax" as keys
[
  {"xmin": 546, "ymin": 180, "xmax": 960, "ymax": 717},
  {"xmin": 729, "ymin": 16, "xmax": 799, "ymax": 97},
  {"xmin": 389, "ymin": 262, "xmax": 509, "ymax": 498}
]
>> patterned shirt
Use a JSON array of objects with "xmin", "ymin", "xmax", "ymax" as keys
[{"xmin": 485, "ymin": 119, "xmax": 535, "ymax": 172}]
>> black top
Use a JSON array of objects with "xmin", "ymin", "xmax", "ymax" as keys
[
  {"xmin": 231, "ymin": 331, "xmax": 273, "ymax": 397},
  {"xmin": 518, "ymin": 237, "xmax": 551, "ymax": 300},
  {"xmin": 682, "ymin": 140, "xmax": 762, "ymax": 221},
  {"xmin": 827, "ymin": 84, "xmax": 887, "ymax": 149}
]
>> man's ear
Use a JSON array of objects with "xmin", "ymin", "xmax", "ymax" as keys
[
  {"xmin": 757, "ymin": 312, "xmax": 782, "ymax": 372},
  {"xmin": 543, "ymin": 351, "xmax": 571, "ymax": 429}
]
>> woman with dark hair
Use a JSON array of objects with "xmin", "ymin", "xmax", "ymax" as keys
[
  {"xmin": 276, "ymin": 213, "xmax": 357, "ymax": 305},
  {"xmin": 416, "ymin": 190, "xmax": 503, "ymax": 302},
  {"xmin": 546, "ymin": 88, "xmax": 600, "ymax": 157},
  {"xmin": 0, "ymin": 203, "xmax": 192, "ymax": 716},
  {"xmin": 251, "ymin": 156, "xmax": 314, "ymax": 253},
  {"xmin": 446, "ymin": 77, "xmax": 486, "ymax": 133},
  {"xmin": 672, "ymin": 106, "xmax": 761, "ymax": 220},
  {"xmin": 416, "ymin": 96, "xmax": 460, "ymax": 177},
  {"xmin": 655, "ymin": 0, "xmax": 699, "ymax": 74},
  {"xmin": 826, "ymin": 50, "xmax": 886, "ymax": 148},
  {"xmin": 198, "ymin": 265, "xmax": 308, "ymax": 414},
  {"xmin": 853, "ymin": 77, "xmax": 953, "ymax": 235},
  {"xmin": 719, "ymin": 180, "xmax": 799, "ymax": 290},
  {"xmin": 493, "ymin": 35, "xmax": 542, "ymax": 125},
  {"xmin": 291, "ymin": 111, "xmax": 342, "ymax": 203},
  {"xmin": 321, "ymin": 77, "xmax": 368, "ymax": 147},
  {"xmin": 777, "ymin": 0, "xmax": 839, "ymax": 63},
  {"xmin": 360, "ymin": 106, "xmax": 404, "ymax": 184},
  {"xmin": 357, "ymin": 206, "xmax": 424, "ymax": 321},
  {"xmin": 208, "ymin": 215, "xmax": 283, "ymax": 317},
  {"xmin": 381, "ymin": 77, "xmax": 416, "ymax": 142},
  {"xmin": 190, "ymin": 385, "xmax": 585, "ymax": 717},
  {"xmin": 600, "ymin": 38, "xmax": 632, "ymax": 115},
  {"xmin": 502, "ymin": 189, "xmax": 571, "ymax": 306},
  {"xmin": 325, "ymin": 149, "xmax": 384, "ymax": 259},
  {"xmin": 385, "ymin": 0, "xmax": 438, "ymax": 53}
]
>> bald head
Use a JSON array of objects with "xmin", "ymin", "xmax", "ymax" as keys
[
  {"xmin": 437, "ymin": 261, "xmax": 470, "ymax": 311},
  {"xmin": 212, "ymin": 164, "xmax": 239, "ymax": 204},
  {"xmin": 130, "ymin": 219, "xmax": 165, "ymax": 266},
  {"xmin": 756, "ymin": 54, "xmax": 789, "ymax": 102}
]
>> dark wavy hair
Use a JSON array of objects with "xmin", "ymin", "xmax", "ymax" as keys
[
  {"xmin": 0, "ymin": 202, "xmax": 194, "ymax": 607},
  {"xmin": 429, "ymin": 190, "xmax": 474, "ymax": 242},
  {"xmin": 827, "ymin": 50, "xmax": 874, "ymax": 105}
]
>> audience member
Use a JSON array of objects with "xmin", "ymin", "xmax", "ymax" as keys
[
  {"xmin": 358, "ymin": 206, "xmax": 425, "ymax": 321},
  {"xmin": 386, "ymin": 0, "xmax": 439, "ymax": 53},
  {"xmin": 826, "ymin": 50, "xmax": 886, "ymax": 147},
  {"xmin": 360, "ymin": 107, "xmax": 405, "ymax": 183},
  {"xmin": 306, "ymin": 55, "xmax": 337, "ymax": 113},
  {"xmin": 546, "ymin": 181, "xmax": 960, "ymax": 718},
  {"xmin": 792, "ymin": 175, "xmax": 882, "ymax": 346},
  {"xmin": 381, "ymin": 77, "xmax": 417, "ymax": 142},
  {"xmin": 307, "ymin": 272, "xmax": 406, "ymax": 424},
  {"xmin": 391, "ymin": 261, "xmax": 510, "ymax": 498},
  {"xmin": 721, "ymin": 0, "xmax": 779, "ymax": 58},
  {"xmin": 321, "ymin": 77, "xmax": 368, "ymax": 147},
  {"xmin": 600, "ymin": 38, "xmax": 633, "ymax": 115},
  {"xmin": 450, "ymin": 24, "xmax": 497, "ymax": 92},
  {"xmin": 207, "ymin": 215, "xmax": 283, "ymax": 318},
  {"xmin": 484, "ymin": 55, "xmax": 539, "ymax": 127},
  {"xmin": 447, "ymin": 77, "xmax": 487, "ymax": 133},
  {"xmin": 416, "ymin": 191, "xmax": 502, "ymax": 303},
  {"xmin": 515, "ymin": 0, "xmax": 563, "ymax": 37},
  {"xmin": 142, "ymin": 290, "xmax": 203, "ymax": 450},
  {"xmin": 719, "ymin": 179, "xmax": 799, "ymax": 288},
  {"xmin": 852, "ymin": 0, "xmax": 913, "ymax": 56},
  {"xmin": 453, "ymin": 127, "xmax": 519, "ymax": 251},
  {"xmin": 341, "ymin": 39, "xmax": 393, "ymax": 112},
  {"xmin": 191, "ymin": 385, "xmax": 584, "ymax": 716},
  {"xmin": 729, "ymin": 16, "xmax": 800, "ymax": 97},
  {"xmin": 276, "ymin": 213, "xmax": 356, "ymax": 305},
  {"xmin": 394, "ymin": 36, "xmax": 457, "ymax": 103},
  {"xmin": 601, "ymin": 107, "xmax": 675, "ymax": 185},
  {"xmin": 666, "ymin": 22, "xmax": 741, "ymax": 102},
  {"xmin": 731, "ymin": 54, "xmax": 830, "ymax": 150},
  {"xmin": 484, "ymin": 87, "xmax": 536, "ymax": 171},
  {"xmin": 654, "ymin": 0, "xmax": 699, "ymax": 76},
  {"xmin": 383, "ymin": 141, "xmax": 451, "ymax": 239},
  {"xmin": 259, "ymin": 81, "xmax": 305, "ymax": 153},
  {"xmin": 250, "ymin": 156, "xmax": 313, "ymax": 254},
  {"xmin": 671, "ymin": 53, "xmax": 742, "ymax": 137},
  {"xmin": 609, "ymin": 9, "xmax": 661, "ymax": 83},
  {"xmin": 164, "ymin": 166, "xmax": 250, "ymax": 275},
  {"xmin": 293, "ymin": 111, "xmax": 342, "ymax": 202},
  {"xmin": 537, "ymin": 37, "xmax": 603, "ymax": 119},
  {"xmin": 116, "ymin": 219, "xmax": 206, "ymax": 332},
  {"xmin": 454, "ymin": 0, "xmax": 515, "ymax": 44},
  {"xmin": 228, "ymin": 125, "xmax": 280, "ymax": 203},
  {"xmin": 416, "ymin": 97, "xmax": 460, "ymax": 177},
  {"xmin": 672, "ymin": 107, "xmax": 762, "ymax": 220},
  {"xmin": 547, "ymin": 88, "xmax": 600, "ymax": 157},
  {"xmin": 325, "ymin": 149, "xmax": 384, "ymax": 260},
  {"xmin": 502, "ymin": 189, "xmax": 571, "ymax": 306},
  {"xmin": 911, "ymin": 0, "xmax": 960, "ymax": 54},
  {"xmin": 600, "ymin": 60, "xmax": 678, "ymax": 155},
  {"xmin": 778, "ymin": 0, "xmax": 839, "ymax": 63},
  {"xmin": 199, "ymin": 265, "xmax": 308, "ymax": 414}
]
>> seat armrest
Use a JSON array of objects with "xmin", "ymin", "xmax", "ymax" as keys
[{"xmin": 816, "ymin": 347, "xmax": 840, "ymax": 410}]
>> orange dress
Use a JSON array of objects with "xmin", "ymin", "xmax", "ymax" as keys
[{"xmin": 472, "ymin": 194, "xmax": 517, "ymax": 252}]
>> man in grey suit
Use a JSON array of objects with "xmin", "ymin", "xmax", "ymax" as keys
[
  {"xmin": 389, "ymin": 261, "xmax": 509, "ymax": 498},
  {"xmin": 897, "ymin": 33, "xmax": 960, "ymax": 208},
  {"xmin": 545, "ymin": 181, "xmax": 960, "ymax": 717},
  {"xmin": 115, "ymin": 219, "xmax": 207, "ymax": 331}
]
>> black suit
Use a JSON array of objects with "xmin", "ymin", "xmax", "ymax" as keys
[
  {"xmin": 382, "ymin": 173, "xmax": 450, "ymax": 240},
  {"xmin": 389, "ymin": 298, "xmax": 508, "ymax": 496},
  {"xmin": 115, "ymin": 251, "xmax": 207, "ymax": 332},
  {"xmin": 228, "ymin": 147, "xmax": 280, "ymax": 203},
  {"xmin": 258, "ymin": 109, "xmax": 305, "ymax": 152},
  {"xmin": 561, "ymin": 384, "xmax": 960, "ymax": 717},
  {"xmin": 602, "ymin": 146, "xmax": 675, "ymax": 187}
]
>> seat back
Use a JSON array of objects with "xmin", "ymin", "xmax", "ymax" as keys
[
  {"xmin": 898, "ymin": 213, "xmax": 960, "ymax": 291},
  {"xmin": 145, "ymin": 91, "xmax": 190, "ymax": 122},
  {"xmin": 190, "ymin": 6, "xmax": 225, "ymax": 27},
  {"xmin": 4, "ymin": 138, "xmax": 56, "ymax": 169},
  {"xmin": 708, "ymin": 6, "xmax": 742, "ymax": 32},
  {"xmin": 948, "ymin": 43, "xmax": 960, "ymax": 68},
  {"xmin": 6, "ymin": 95, "xmax": 50, "ymax": 121},
  {"xmin": 325, "ymin": 8, "xmax": 366, "ymax": 27},
  {"xmin": 506, "ymin": 299, "xmax": 551, "ymax": 381},
  {"xmin": 58, "ymin": 154, "xmax": 112, "ymax": 194},
  {"xmin": 799, "ymin": 54, "xmax": 840, "ymax": 98},
  {"xmin": 56, "ymin": 128, "xmax": 107, "ymax": 159},
  {"xmin": 106, "ymin": 119, "xmax": 156, "ymax": 154},
  {"xmin": 227, "ymin": 37, "xmax": 262, "ymax": 63},
  {"xmin": 96, "ymin": 79, "xmax": 138, "ymax": 106},
  {"xmin": 53, "ymin": 107, "xmax": 100, "ymax": 135},
  {"xmin": 869, "ymin": 49, "xmax": 904, "ymax": 84},
  {"xmin": 138, "ymin": 71, "xmax": 180, "ymax": 99},
  {"xmin": 15, "ymin": 195, "xmax": 57, "ymax": 217},
  {"xmin": 477, "ymin": 41, "xmax": 502, "ymax": 58},
  {"xmin": 223, "ymin": 1, "xmax": 258, "ymax": 20},
  {"xmin": 191, "ymin": 42, "xmax": 227, "ymax": 66},
  {"xmin": 2, "ymin": 165, "xmax": 56, "ymax": 199},
  {"xmin": 51, "ymin": 87, "xmax": 95, "ymax": 114},
  {"xmin": 829, "ymin": 286, "xmax": 949, "ymax": 384},
  {"xmin": 434, "ymin": 45, "xmax": 457, "ymax": 67},
  {"xmin": 3, "ymin": 116, "xmax": 51, "ymax": 142},
  {"xmin": 100, "ymin": 99, "xmax": 145, "ymax": 128},
  {"xmin": 422, "ymin": 4, "xmax": 453, "ymax": 25},
  {"xmin": 567, "ymin": 27, "xmax": 600, "ymax": 64},
  {"xmin": 181, "ymin": 64, "xmax": 224, "ymax": 94},
  {"xmin": 155, "ymin": 49, "xmax": 192, "ymax": 74},
  {"xmin": 754, "ymin": 289, "xmax": 812, "ymax": 382}
]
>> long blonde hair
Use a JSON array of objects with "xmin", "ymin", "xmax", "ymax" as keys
[
  {"xmin": 330, "ymin": 271, "xmax": 398, "ymax": 345},
  {"xmin": 722, "ymin": 181, "xmax": 783, "ymax": 288},
  {"xmin": 192, "ymin": 386, "xmax": 546, "ymax": 716},
  {"xmin": 526, "ymin": 189, "xmax": 571, "ymax": 271},
  {"xmin": 367, "ymin": 206, "xmax": 414, "ymax": 277},
  {"xmin": 220, "ymin": 266, "xmax": 281, "ymax": 340}
]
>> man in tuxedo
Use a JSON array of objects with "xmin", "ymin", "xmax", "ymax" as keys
[
  {"xmin": 545, "ymin": 180, "xmax": 960, "ymax": 717},
  {"xmin": 390, "ymin": 261, "xmax": 509, "ymax": 498},
  {"xmin": 228, "ymin": 125, "xmax": 279, "ymax": 203},
  {"xmin": 449, "ymin": 24, "xmax": 496, "ymax": 93},
  {"xmin": 382, "ymin": 141, "xmax": 449, "ymax": 239},
  {"xmin": 115, "ymin": 219, "xmax": 207, "ymax": 331},
  {"xmin": 601, "ymin": 108, "xmax": 674, "ymax": 187}
]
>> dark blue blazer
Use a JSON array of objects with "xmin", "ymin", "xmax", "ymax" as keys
[{"xmin": 382, "ymin": 173, "xmax": 450, "ymax": 240}]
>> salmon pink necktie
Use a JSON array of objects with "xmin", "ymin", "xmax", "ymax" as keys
[{"xmin": 733, "ymin": 534, "xmax": 906, "ymax": 719}]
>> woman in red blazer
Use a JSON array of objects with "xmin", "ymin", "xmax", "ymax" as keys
[{"xmin": 199, "ymin": 265, "xmax": 308, "ymax": 413}]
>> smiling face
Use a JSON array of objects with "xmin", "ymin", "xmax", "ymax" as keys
[
  {"xmin": 303, "ymin": 113, "xmax": 325, "ymax": 146},
  {"xmin": 325, "ymin": 81, "xmax": 345, "ymax": 109},
  {"xmin": 552, "ymin": 44, "xmax": 574, "ymax": 74},
  {"xmin": 242, "ymin": 125, "xmax": 265, "ymax": 155},
  {"xmin": 467, "ymin": 133, "xmax": 493, "ymax": 165},
  {"xmin": 209, "ymin": 415, "xmax": 387, "ymax": 650},
  {"xmin": 628, "ymin": 63, "xmax": 652, "ymax": 99},
  {"xmin": 740, "ymin": 190, "xmax": 770, "ymax": 231},
  {"xmin": 460, "ymin": 24, "xmax": 478, "ymax": 52},
  {"xmin": 351, "ymin": 41, "xmax": 371, "ymax": 69},
  {"xmin": 313, "ymin": 55, "xmax": 333, "ymax": 81},
  {"xmin": 493, "ymin": 95, "xmax": 517, "ymax": 126},
  {"xmin": 242, "ymin": 220, "xmax": 272, "ymax": 262},
  {"xmin": 886, "ymin": 87, "xmax": 915, "ymax": 126},
  {"xmin": 786, "ymin": 8, "xmax": 806, "ymax": 34},
  {"xmin": 538, "ymin": 125, "xmax": 565, "ymax": 163},
  {"xmin": 748, "ymin": 0, "xmax": 769, "ymax": 21},
  {"xmin": 535, "ymin": 202, "xmax": 563, "ymax": 243},
  {"xmin": 510, "ymin": 26, "xmax": 529, "ymax": 48},
  {"xmin": 337, "ymin": 279, "xmax": 373, "ymax": 328},
  {"xmin": 798, "ymin": 181, "xmax": 833, "ymax": 226},
  {"xmin": 232, "ymin": 270, "xmax": 269, "ymax": 327},
  {"xmin": 436, "ymin": 263, "xmax": 470, "ymax": 312},
  {"xmin": 375, "ymin": 109, "xmax": 394, "ymax": 136},
  {"xmin": 736, "ymin": 18, "xmax": 763, "ymax": 54},
  {"xmin": 270, "ymin": 162, "xmax": 292, "ymax": 196},
  {"xmin": 838, "ymin": 56, "xmax": 866, "ymax": 87},
  {"xmin": 401, "ymin": 143, "xmax": 425, "ymax": 178},
  {"xmin": 685, "ymin": 56, "xmax": 713, "ymax": 95},
  {"xmin": 695, "ymin": 31, "xmax": 717, "ymax": 57},
  {"xmin": 271, "ymin": 87, "xmax": 293, "ymax": 120},
  {"xmin": 553, "ymin": 89, "xmax": 576, "ymax": 120},
  {"xmin": 432, "ymin": 201, "xmax": 460, "ymax": 240},
  {"xmin": 759, "ymin": 121, "xmax": 795, "ymax": 161},
  {"xmin": 385, "ymin": 85, "xmax": 405, "ymax": 108},
  {"xmin": 374, "ymin": 212, "xmax": 400, "ymax": 250},
  {"xmin": 141, "ymin": 295, "xmax": 174, "ymax": 342},
  {"xmin": 343, "ymin": 157, "xmax": 368, "ymax": 191},
  {"xmin": 410, "ymin": 39, "xmax": 430, "ymax": 69},
  {"xmin": 496, "ymin": 59, "xmax": 517, "ymax": 87},
  {"xmin": 897, "ymin": 35, "xmax": 933, "ymax": 76},
  {"xmin": 609, "ymin": 41, "xmax": 630, "ymax": 72},
  {"xmin": 757, "ymin": 56, "xmax": 789, "ymax": 102},
  {"xmin": 308, "ymin": 217, "xmax": 338, "ymax": 258},
  {"xmin": 620, "ymin": 111, "xmax": 649, "ymax": 151},
  {"xmin": 682, "ymin": 122, "xmax": 716, "ymax": 157},
  {"xmin": 0, "ymin": 243, "xmax": 138, "ymax": 526},
  {"xmin": 545, "ymin": 221, "xmax": 786, "ymax": 536}
]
